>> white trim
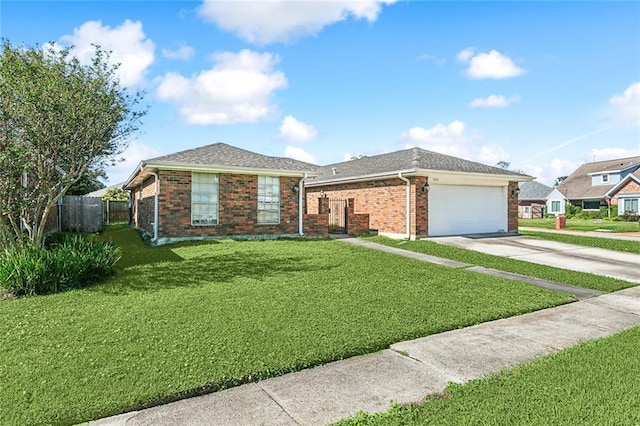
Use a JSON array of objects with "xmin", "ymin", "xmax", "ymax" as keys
[
  {"xmin": 604, "ymin": 173, "xmax": 640, "ymax": 197},
  {"xmin": 145, "ymin": 161, "xmax": 314, "ymax": 178}
]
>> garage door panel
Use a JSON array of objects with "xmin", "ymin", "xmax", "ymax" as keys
[{"xmin": 429, "ymin": 185, "xmax": 507, "ymax": 236}]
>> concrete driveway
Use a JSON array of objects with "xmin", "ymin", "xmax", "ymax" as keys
[{"xmin": 435, "ymin": 235, "xmax": 640, "ymax": 284}]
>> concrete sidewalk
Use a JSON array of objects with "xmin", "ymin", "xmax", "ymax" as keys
[
  {"xmin": 519, "ymin": 226, "xmax": 640, "ymax": 241},
  {"xmin": 91, "ymin": 286, "xmax": 640, "ymax": 426}
]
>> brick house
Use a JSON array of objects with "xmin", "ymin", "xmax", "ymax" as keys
[
  {"xmin": 123, "ymin": 143, "xmax": 320, "ymax": 244},
  {"xmin": 305, "ymin": 148, "xmax": 530, "ymax": 239},
  {"xmin": 606, "ymin": 170, "xmax": 640, "ymax": 216}
]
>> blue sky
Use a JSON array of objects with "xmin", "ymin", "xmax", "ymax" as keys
[{"xmin": 2, "ymin": 1, "xmax": 639, "ymax": 186}]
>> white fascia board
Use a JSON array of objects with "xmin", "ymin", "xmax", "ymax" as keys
[
  {"xmin": 145, "ymin": 161, "xmax": 316, "ymax": 177},
  {"xmin": 123, "ymin": 161, "xmax": 145, "ymax": 189},
  {"xmin": 604, "ymin": 174, "xmax": 640, "ymax": 197},
  {"xmin": 305, "ymin": 168, "xmax": 531, "ymax": 187}
]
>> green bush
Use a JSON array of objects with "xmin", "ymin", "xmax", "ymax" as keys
[
  {"xmin": 0, "ymin": 234, "xmax": 120, "ymax": 296},
  {"xmin": 565, "ymin": 203, "xmax": 581, "ymax": 218}
]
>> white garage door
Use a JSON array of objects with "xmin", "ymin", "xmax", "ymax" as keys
[{"xmin": 429, "ymin": 185, "xmax": 507, "ymax": 236}]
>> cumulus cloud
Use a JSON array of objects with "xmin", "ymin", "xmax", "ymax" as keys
[
  {"xmin": 60, "ymin": 20, "xmax": 154, "ymax": 87},
  {"xmin": 457, "ymin": 48, "xmax": 525, "ymax": 79},
  {"xmin": 156, "ymin": 49, "xmax": 287, "ymax": 125},
  {"xmin": 468, "ymin": 94, "xmax": 520, "ymax": 109},
  {"xmin": 478, "ymin": 143, "xmax": 510, "ymax": 164},
  {"xmin": 284, "ymin": 146, "xmax": 315, "ymax": 163},
  {"xmin": 588, "ymin": 147, "xmax": 640, "ymax": 161},
  {"xmin": 609, "ymin": 82, "xmax": 640, "ymax": 125},
  {"xmin": 401, "ymin": 121, "xmax": 472, "ymax": 157},
  {"xmin": 106, "ymin": 141, "xmax": 164, "ymax": 184},
  {"xmin": 279, "ymin": 115, "xmax": 318, "ymax": 143},
  {"xmin": 523, "ymin": 158, "xmax": 582, "ymax": 186},
  {"xmin": 197, "ymin": 0, "xmax": 396, "ymax": 45},
  {"xmin": 162, "ymin": 44, "xmax": 195, "ymax": 60}
]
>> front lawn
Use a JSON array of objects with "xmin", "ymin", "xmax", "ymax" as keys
[
  {"xmin": 364, "ymin": 236, "xmax": 634, "ymax": 293},
  {"xmin": 0, "ymin": 227, "xmax": 572, "ymax": 426},
  {"xmin": 520, "ymin": 218, "xmax": 640, "ymax": 232},
  {"xmin": 521, "ymin": 230, "xmax": 640, "ymax": 254},
  {"xmin": 337, "ymin": 325, "xmax": 640, "ymax": 425}
]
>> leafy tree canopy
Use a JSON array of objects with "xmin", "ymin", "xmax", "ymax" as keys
[
  {"xmin": 0, "ymin": 40, "xmax": 146, "ymax": 246},
  {"xmin": 67, "ymin": 168, "xmax": 107, "ymax": 196},
  {"xmin": 101, "ymin": 188, "xmax": 129, "ymax": 202}
]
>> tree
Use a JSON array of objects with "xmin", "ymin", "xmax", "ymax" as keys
[
  {"xmin": 0, "ymin": 40, "xmax": 146, "ymax": 247},
  {"xmin": 554, "ymin": 176, "xmax": 568, "ymax": 187},
  {"xmin": 101, "ymin": 188, "xmax": 129, "ymax": 201},
  {"xmin": 67, "ymin": 168, "xmax": 107, "ymax": 195},
  {"xmin": 495, "ymin": 161, "xmax": 511, "ymax": 170}
]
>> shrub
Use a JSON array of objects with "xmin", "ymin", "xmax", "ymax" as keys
[
  {"xmin": 0, "ymin": 234, "xmax": 120, "ymax": 296},
  {"xmin": 565, "ymin": 203, "xmax": 581, "ymax": 218}
]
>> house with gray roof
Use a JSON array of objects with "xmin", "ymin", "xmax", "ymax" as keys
[
  {"xmin": 517, "ymin": 181, "xmax": 552, "ymax": 219},
  {"xmin": 305, "ymin": 147, "xmax": 531, "ymax": 239},
  {"xmin": 548, "ymin": 156, "xmax": 640, "ymax": 216},
  {"xmin": 124, "ymin": 143, "xmax": 532, "ymax": 243}
]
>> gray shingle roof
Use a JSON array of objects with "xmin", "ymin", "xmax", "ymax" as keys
[
  {"xmin": 147, "ymin": 142, "xmax": 318, "ymax": 172},
  {"xmin": 557, "ymin": 156, "xmax": 640, "ymax": 200},
  {"xmin": 310, "ymin": 147, "xmax": 529, "ymax": 183},
  {"xmin": 518, "ymin": 181, "xmax": 552, "ymax": 201}
]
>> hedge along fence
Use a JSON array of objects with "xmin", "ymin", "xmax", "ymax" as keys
[{"xmin": 0, "ymin": 233, "xmax": 121, "ymax": 296}]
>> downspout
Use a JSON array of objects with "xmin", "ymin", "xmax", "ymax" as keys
[
  {"xmin": 144, "ymin": 165, "xmax": 159, "ymax": 243},
  {"xmin": 398, "ymin": 172, "xmax": 411, "ymax": 240},
  {"xmin": 298, "ymin": 173, "xmax": 307, "ymax": 236}
]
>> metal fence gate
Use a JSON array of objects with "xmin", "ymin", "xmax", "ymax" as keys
[{"xmin": 328, "ymin": 198, "xmax": 347, "ymax": 233}]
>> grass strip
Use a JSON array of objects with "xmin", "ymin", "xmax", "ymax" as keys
[
  {"xmin": 0, "ymin": 226, "xmax": 571, "ymax": 426},
  {"xmin": 336, "ymin": 325, "xmax": 640, "ymax": 425},
  {"xmin": 363, "ymin": 236, "xmax": 634, "ymax": 293},
  {"xmin": 519, "ymin": 218, "xmax": 640, "ymax": 232},
  {"xmin": 521, "ymin": 230, "xmax": 640, "ymax": 254}
]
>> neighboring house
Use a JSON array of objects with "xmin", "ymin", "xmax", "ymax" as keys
[
  {"xmin": 84, "ymin": 182, "xmax": 126, "ymax": 198},
  {"xmin": 305, "ymin": 147, "xmax": 531, "ymax": 239},
  {"xmin": 123, "ymin": 143, "xmax": 318, "ymax": 244},
  {"xmin": 606, "ymin": 169, "xmax": 640, "ymax": 216},
  {"xmin": 124, "ymin": 143, "xmax": 531, "ymax": 243},
  {"xmin": 550, "ymin": 156, "xmax": 640, "ymax": 214},
  {"xmin": 518, "ymin": 181, "xmax": 552, "ymax": 218},
  {"xmin": 546, "ymin": 188, "xmax": 567, "ymax": 216}
]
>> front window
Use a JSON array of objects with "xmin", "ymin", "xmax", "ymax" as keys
[
  {"xmin": 601, "ymin": 174, "xmax": 609, "ymax": 183},
  {"xmin": 191, "ymin": 172, "xmax": 219, "ymax": 225},
  {"xmin": 551, "ymin": 201, "xmax": 561, "ymax": 213},
  {"xmin": 258, "ymin": 176, "xmax": 280, "ymax": 224},
  {"xmin": 624, "ymin": 198, "xmax": 639, "ymax": 213},
  {"xmin": 583, "ymin": 200, "xmax": 600, "ymax": 210}
]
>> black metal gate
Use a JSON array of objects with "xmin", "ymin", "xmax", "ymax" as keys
[{"xmin": 328, "ymin": 198, "xmax": 347, "ymax": 233}]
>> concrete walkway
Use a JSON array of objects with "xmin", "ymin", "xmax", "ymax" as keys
[
  {"xmin": 519, "ymin": 226, "xmax": 640, "ymax": 241},
  {"xmin": 91, "ymin": 286, "xmax": 640, "ymax": 426}
]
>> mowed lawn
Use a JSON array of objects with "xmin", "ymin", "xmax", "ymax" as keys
[
  {"xmin": 520, "ymin": 218, "xmax": 640, "ymax": 232},
  {"xmin": 337, "ymin": 325, "xmax": 640, "ymax": 425},
  {"xmin": 521, "ymin": 230, "xmax": 640, "ymax": 254},
  {"xmin": 0, "ymin": 227, "xmax": 572, "ymax": 426}
]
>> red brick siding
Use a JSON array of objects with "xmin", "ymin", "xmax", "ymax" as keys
[
  {"xmin": 346, "ymin": 198, "xmax": 370, "ymax": 235},
  {"xmin": 306, "ymin": 177, "xmax": 426, "ymax": 237},
  {"xmin": 303, "ymin": 213, "xmax": 329, "ymax": 236},
  {"xmin": 132, "ymin": 176, "xmax": 157, "ymax": 236},
  {"xmin": 508, "ymin": 181, "xmax": 519, "ymax": 233},
  {"xmin": 611, "ymin": 179, "xmax": 640, "ymax": 205},
  {"xmin": 155, "ymin": 170, "xmax": 301, "ymax": 239}
]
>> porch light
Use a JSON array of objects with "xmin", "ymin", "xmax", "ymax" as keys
[
  {"xmin": 292, "ymin": 182, "xmax": 299, "ymax": 193},
  {"xmin": 422, "ymin": 183, "xmax": 430, "ymax": 193},
  {"xmin": 512, "ymin": 188, "xmax": 520, "ymax": 196}
]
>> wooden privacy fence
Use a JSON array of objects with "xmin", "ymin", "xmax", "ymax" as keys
[
  {"xmin": 59, "ymin": 196, "xmax": 103, "ymax": 233},
  {"xmin": 103, "ymin": 200, "xmax": 129, "ymax": 224}
]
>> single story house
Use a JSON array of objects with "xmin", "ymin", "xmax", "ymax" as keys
[
  {"xmin": 123, "ymin": 143, "xmax": 318, "ymax": 244},
  {"xmin": 304, "ymin": 147, "xmax": 531, "ymax": 239},
  {"xmin": 517, "ymin": 181, "xmax": 552, "ymax": 218},
  {"xmin": 549, "ymin": 156, "xmax": 640, "ymax": 215},
  {"xmin": 124, "ymin": 143, "xmax": 531, "ymax": 243}
]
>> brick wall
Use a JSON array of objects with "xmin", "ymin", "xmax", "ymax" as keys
[
  {"xmin": 153, "ymin": 170, "xmax": 301, "ymax": 240},
  {"xmin": 508, "ymin": 181, "xmax": 519, "ymax": 233},
  {"xmin": 306, "ymin": 177, "xmax": 427, "ymax": 238},
  {"xmin": 131, "ymin": 176, "xmax": 156, "ymax": 236},
  {"xmin": 346, "ymin": 198, "xmax": 370, "ymax": 235},
  {"xmin": 611, "ymin": 179, "xmax": 640, "ymax": 205}
]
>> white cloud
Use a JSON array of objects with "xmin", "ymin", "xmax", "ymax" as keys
[
  {"xmin": 468, "ymin": 94, "xmax": 520, "ymax": 109},
  {"xmin": 284, "ymin": 146, "xmax": 315, "ymax": 163},
  {"xmin": 478, "ymin": 143, "xmax": 510, "ymax": 164},
  {"xmin": 588, "ymin": 147, "xmax": 640, "ymax": 161},
  {"xmin": 60, "ymin": 20, "xmax": 155, "ymax": 87},
  {"xmin": 162, "ymin": 44, "xmax": 195, "ymax": 60},
  {"xmin": 156, "ymin": 49, "xmax": 287, "ymax": 125},
  {"xmin": 279, "ymin": 115, "xmax": 318, "ymax": 143},
  {"xmin": 417, "ymin": 54, "xmax": 445, "ymax": 66},
  {"xmin": 457, "ymin": 48, "xmax": 525, "ymax": 80},
  {"xmin": 105, "ymin": 141, "xmax": 164, "ymax": 184},
  {"xmin": 609, "ymin": 82, "xmax": 640, "ymax": 125},
  {"xmin": 401, "ymin": 121, "xmax": 471, "ymax": 157},
  {"xmin": 523, "ymin": 158, "xmax": 582, "ymax": 186},
  {"xmin": 198, "ymin": 0, "xmax": 396, "ymax": 45}
]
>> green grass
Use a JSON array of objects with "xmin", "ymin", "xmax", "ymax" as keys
[
  {"xmin": 521, "ymin": 230, "xmax": 640, "ymax": 254},
  {"xmin": 363, "ymin": 236, "xmax": 635, "ymax": 293},
  {"xmin": 336, "ymin": 325, "xmax": 640, "ymax": 425},
  {"xmin": 0, "ymin": 227, "xmax": 573, "ymax": 425},
  {"xmin": 520, "ymin": 218, "xmax": 640, "ymax": 232}
]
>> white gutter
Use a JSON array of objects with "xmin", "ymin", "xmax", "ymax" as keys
[
  {"xmin": 148, "ymin": 167, "xmax": 159, "ymax": 243},
  {"xmin": 298, "ymin": 173, "xmax": 307, "ymax": 236},
  {"xmin": 398, "ymin": 172, "xmax": 411, "ymax": 240}
]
